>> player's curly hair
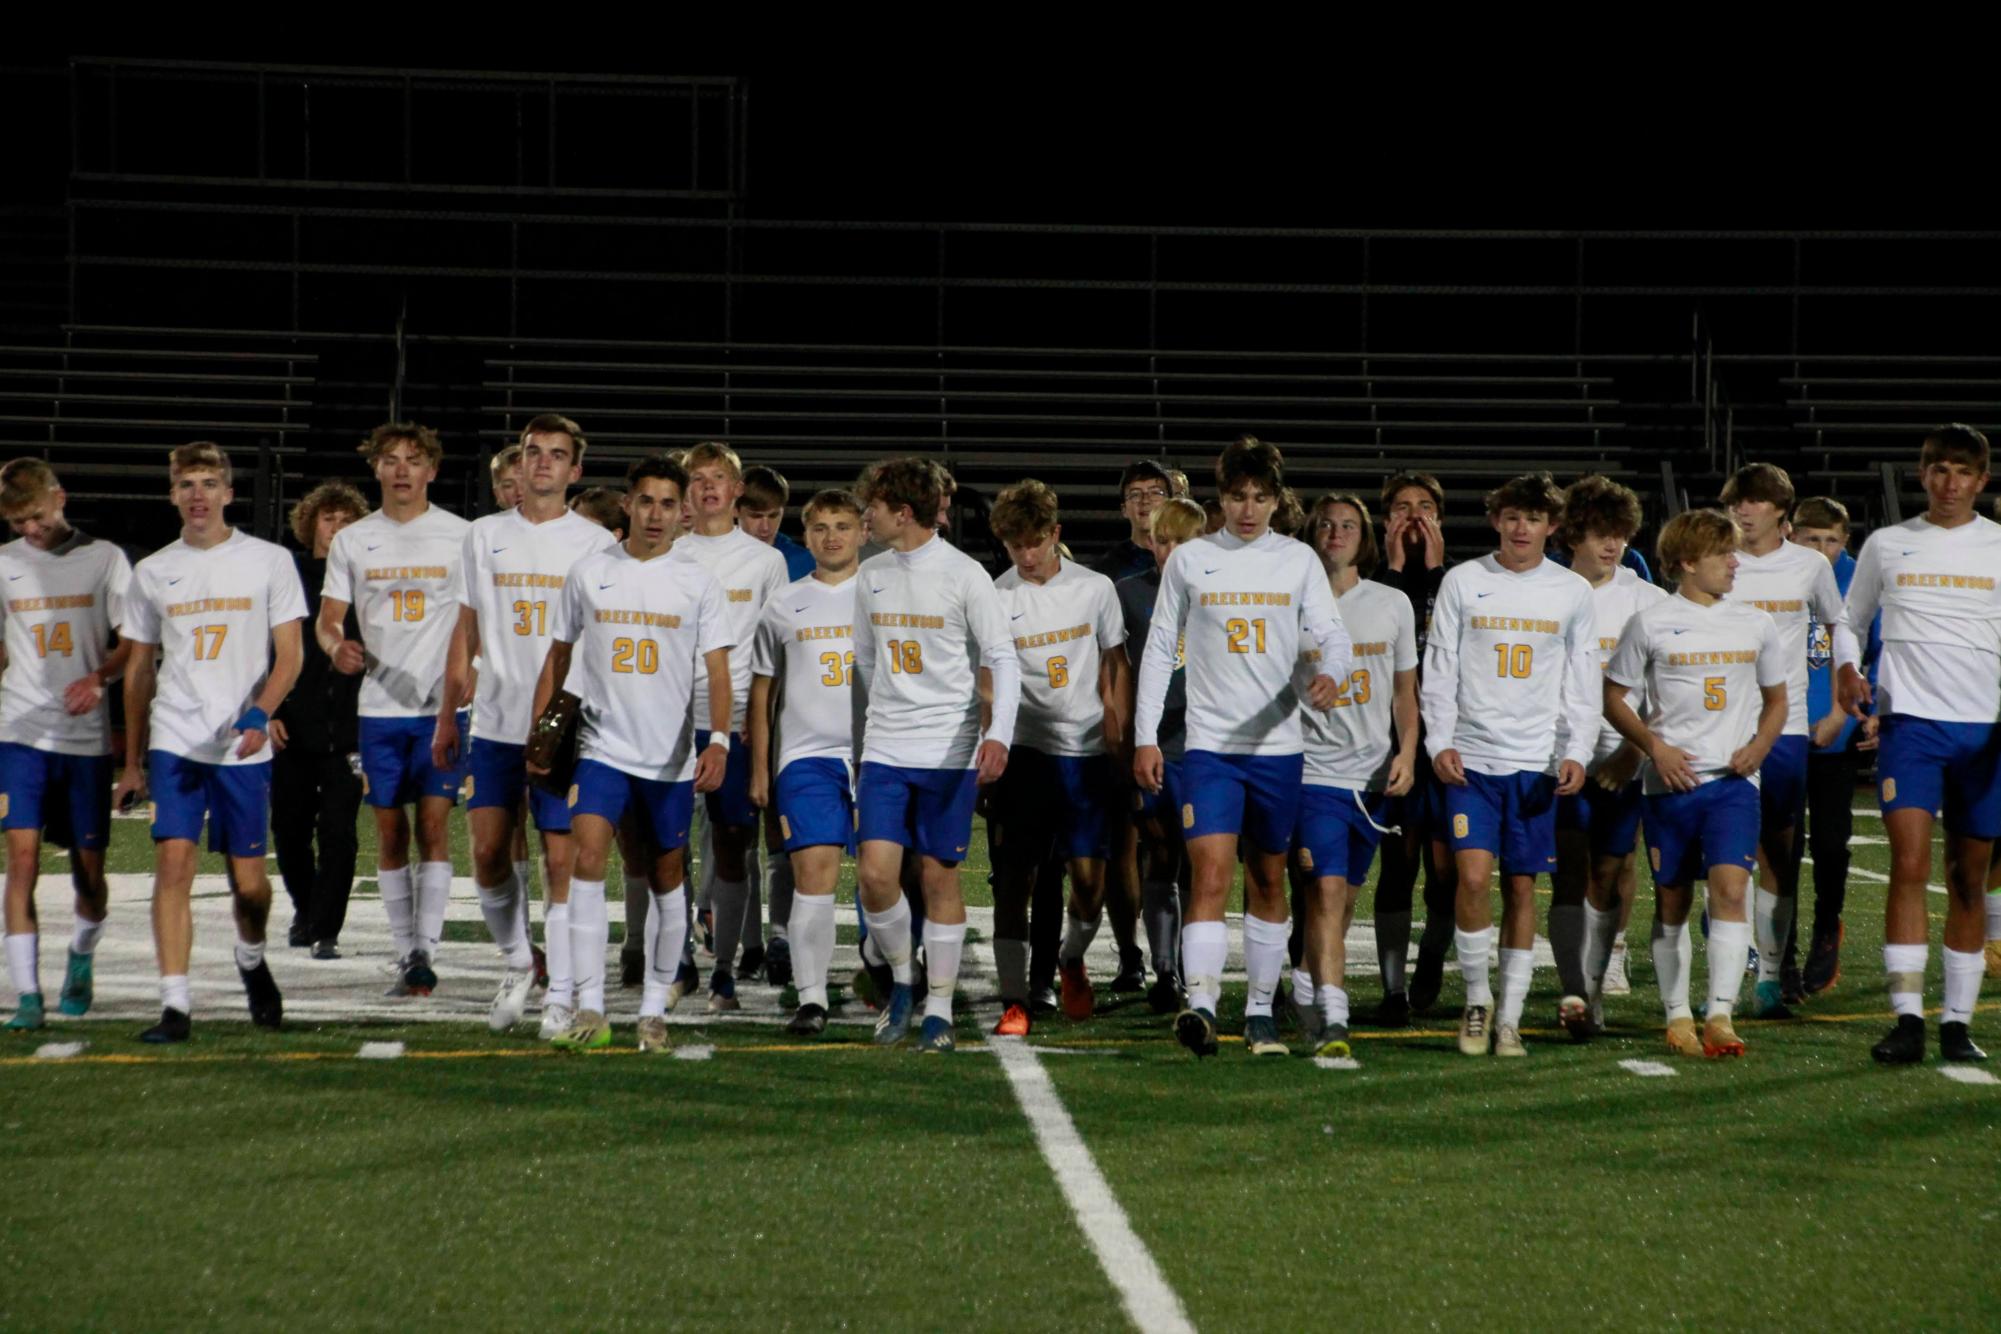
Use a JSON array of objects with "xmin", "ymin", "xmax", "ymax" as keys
[
  {"xmin": 1558, "ymin": 474, "xmax": 1644, "ymax": 545},
  {"xmin": 859, "ymin": 457, "xmax": 945, "ymax": 526},
  {"xmin": 1657, "ymin": 508, "xmax": 1740, "ymax": 577},
  {"xmin": 1312, "ymin": 493, "xmax": 1381, "ymax": 575},
  {"xmin": 1485, "ymin": 471, "xmax": 1565, "ymax": 520},
  {"xmin": 1216, "ymin": 434, "xmax": 1285, "ymax": 495},
  {"xmin": 359, "ymin": 421, "xmax": 443, "ymax": 468},
  {"xmin": 990, "ymin": 478, "xmax": 1060, "ymax": 544},
  {"xmin": 1271, "ymin": 486, "xmax": 1307, "ymax": 537},
  {"xmin": 1921, "ymin": 423, "xmax": 1991, "ymax": 475},
  {"xmin": 289, "ymin": 480, "xmax": 369, "ymax": 548}
]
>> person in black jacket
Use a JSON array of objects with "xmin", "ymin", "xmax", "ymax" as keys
[{"xmin": 271, "ymin": 482, "xmax": 367, "ymax": 958}]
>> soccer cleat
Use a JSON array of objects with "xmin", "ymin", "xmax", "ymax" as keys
[
  {"xmin": 666, "ymin": 960, "xmax": 702, "ymax": 1012},
  {"xmin": 993, "ymin": 1003, "xmax": 1031, "ymax": 1037},
  {"xmin": 738, "ymin": 944, "xmax": 766, "ymax": 982},
  {"xmin": 1985, "ymin": 939, "xmax": 2001, "ymax": 981},
  {"xmin": 59, "ymin": 950, "xmax": 94, "ymax": 1016},
  {"xmin": 1058, "ymin": 958, "xmax": 1095, "ymax": 1020},
  {"xmin": 708, "ymin": 969, "xmax": 741, "ymax": 1014},
  {"xmin": 1802, "ymin": 922, "xmax": 1844, "ymax": 996},
  {"xmin": 1174, "ymin": 1006, "xmax": 1219, "ymax": 1058},
  {"xmin": 1940, "ymin": 1022, "xmax": 1988, "ymax": 1063},
  {"xmin": 1664, "ymin": 1015, "xmax": 1704, "ymax": 1057},
  {"xmin": 1366, "ymin": 991, "xmax": 1411, "ymax": 1030},
  {"xmin": 488, "ymin": 966, "xmax": 537, "ymax": 1032},
  {"xmin": 1780, "ymin": 957, "xmax": 1805, "ymax": 1007},
  {"xmin": 620, "ymin": 947, "xmax": 645, "ymax": 989},
  {"xmin": 636, "ymin": 1015, "xmax": 671, "ymax": 1053},
  {"xmin": 531, "ymin": 943, "xmax": 549, "ymax": 990},
  {"xmin": 311, "ymin": 940, "xmax": 342, "ymax": 961},
  {"xmin": 1752, "ymin": 981, "xmax": 1794, "ymax": 1020},
  {"xmin": 873, "ymin": 983, "xmax": 914, "ymax": 1046},
  {"xmin": 1314, "ymin": 1023, "xmax": 1353, "ymax": 1060},
  {"xmin": 785, "ymin": 1003, "xmax": 828, "ymax": 1037},
  {"xmin": 382, "ymin": 955, "xmax": 417, "ymax": 998},
  {"xmin": 1244, "ymin": 1014, "xmax": 1287, "ymax": 1057},
  {"xmin": 1408, "ymin": 951, "xmax": 1445, "ymax": 1016},
  {"xmin": 1493, "ymin": 1024, "xmax": 1527, "ymax": 1058},
  {"xmin": 1558, "ymin": 994, "xmax": 1593, "ymax": 1043},
  {"xmin": 7, "ymin": 992, "xmax": 46, "ymax": 1031},
  {"xmin": 1145, "ymin": 974, "xmax": 1183, "ymax": 1016},
  {"xmin": 1870, "ymin": 1014, "xmax": 1926, "ymax": 1065},
  {"xmin": 551, "ymin": 1009, "xmax": 612, "ymax": 1051},
  {"xmin": 1028, "ymin": 984, "xmax": 1060, "ymax": 1018},
  {"xmin": 916, "ymin": 1015, "xmax": 956, "ymax": 1053},
  {"xmin": 1602, "ymin": 939, "xmax": 1632, "ymax": 996},
  {"xmin": 764, "ymin": 936, "xmax": 793, "ymax": 988},
  {"xmin": 538, "ymin": 1001, "xmax": 575, "ymax": 1042},
  {"xmin": 240, "ymin": 962, "xmax": 283, "ymax": 1030},
  {"xmin": 1701, "ymin": 1013, "xmax": 1746, "ymax": 1059},
  {"xmin": 1109, "ymin": 948, "xmax": 1147, "ymax": 993},
  {"xmin": 1457, "ymin": 1005, "xmax": 1490, "ymax": 1056},
  {"xmin": 139, "ymin": 1007, "xmax": 191, "ymax": 1043},
  {"xmin": 401, "ymin": 950, "xmax": 436, "ymax": 996}
]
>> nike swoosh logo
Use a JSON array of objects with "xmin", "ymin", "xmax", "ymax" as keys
[
  {"xmin": 366, "ymin": 544, "xmax": 382, "ymax": 552},
  {"xmin": 1899, "ymin": 550, "xmax": 1916, "ymax": 556},
  {"xmin": 1011, "ymin": 612, "xmax": 1025, "ymax": 620},
  {"xmin": 1671, "ymin": 628, "xmax": 1688, "ymax": 635},
  {"xmin": 167, "ymin": 578, "xmax": 183, "ymax": 586},
  {"xmin": 1203, "ymin": 567, "xmax": 1220, "ymax": 575},
  {"xmin": 598, "ymin": 583, "xmax": 615, "ymax": 590},
  {"xmin": 869, "ymin": 586, "xmax": 884, "ymax": 595},
  {"xmin": 5, "ymin": 575, "xmax": 19, "ymax": 582},
  {"xmin": 1475, "ymin": 592, "xmax": 1493, "ymax": 599},
  {"xmin": 491, "ymin": 548, "xmax": 508, "ymax": 555}
]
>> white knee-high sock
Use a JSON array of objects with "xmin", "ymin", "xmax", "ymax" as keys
[
  {"xmin": 862, "ymin": 898, "xmax": 914, "ymax": 985},
  {"xmin": 1242, "ymin": 914, "xmax": 1288, "ymax": 1018},
  {"xmin": 71, "ymin": 915, "xmax": 103, "ymax": 956},
  {"xmin": 922, "ymin": 920, "xmax": 965, "ymax": 1021},
  {"xmin": 1376, "ymin": 910, "xmax": 1412, "ymax": 994},
  {"xmin": 569, "ymin": 878, "xmax": 608, "ymax": 1014},
  {"xmin": 378, "ymin": 866, "xmax": 415, "ymax": 959},
  {"xmin": 1706, "ymin": 919, "xmax": 1752, "ymax": 1018},
  {"xmin": 1753, "ymin": 887, "xmax": 1791, "ymax": 984},
  {"xmin": 1060, "ymin": 908, "xmax": 1102, "ymax": 964},
  {"xmin": 1583, "ymin": 902, "xmax": 1619, "ymax": 1000},
  {"xmin": 1497, "ymin": 948, "xmax": 1533, "ymax": 1030},
  {"xmin": 1548, "ymin": 904, "xmax": 1586, "ymax": 997},
  {"xmin": 1884, "ymin": 942, "xmax": 1927, "ymax": 1018},
  {"xmin": 641, "ymin": 885, "xmax": 689, "ymax": 1017},
  {"xmin": 6, "ymin": 932, "xmax": 38, "ymax": 998},
  {"xmin": 1943, "ymin": 948, "xmax": 1983, "ymax": 1025},
  {"xmin": 1654, "ymin": 920, "xmax": 1692, "ymax": 1020},
  {"xmin": 789, "ymin": 892, "xmax": 835, "ymax": 1009},
  {"xmin": 994, "ymin": 937, "xmax": 1029, "ymax": 1003},
  {"xmin": 1456, "ymin": 927, "xmax": 1493, "ymax": 1007},
  {"xmin": 477, "ymin": 872, "xmax": 533, "ymax": 968},
  {"xmin": 1181, "ymin": 919, "xmax": 1227, "ymax": 1014},
  {"xmin": 543, "ymin": 902, "xmax": 573, "ymax": 1008},
  {"xmin": 416, "ymin": 862, "xmax": 452, "ymax": 958},
  {"xmin": 161, "ymin": 973, "xmax": 191, "ymax": 1015}
]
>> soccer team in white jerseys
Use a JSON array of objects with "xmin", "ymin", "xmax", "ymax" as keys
[{"xmin": 2, "ymin": 420, "xmax": 1997, "ymax": 1065}]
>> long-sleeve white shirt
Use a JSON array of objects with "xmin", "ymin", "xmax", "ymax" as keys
[
  {"xmin": 1843, "ymin": 514, "xmax": 2001, "ymax": 722},
  {"xmin": 1134, "ymin": 528, "xmax": 1352, "ymax": 756},
  {"xmin": 1724, "ymin": 540, "xmax": 1860, "ymax": 736},
  {"xmin": 1421, "ymin": 553, "xmax": 1598, "ymax": 776}
]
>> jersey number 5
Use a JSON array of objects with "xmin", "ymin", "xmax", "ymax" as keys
[
  {"xmin": 1703, "ymin": 676, "xmax": 1726, "ymax": 711},
  {"xmin": 29, "ymin": 621, "xmax": 74, "ymax": 658},
  {"xmin": 1225, "ymin": 618, "xmax": 1267, "ymax": 654}
]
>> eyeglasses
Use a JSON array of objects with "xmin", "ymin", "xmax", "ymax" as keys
[{"xmin": 1124, "ymin": 487, "xmax": 1169, "ymax": 503}]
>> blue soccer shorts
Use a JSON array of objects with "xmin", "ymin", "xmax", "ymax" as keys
[
  {"xmin": 1445, "ymin": 767, "xmax": 1559, "ymax": 877},
  {"xmin": 1295, "ymin": 784, "xmax": 1391, "ymax": 884},
  {"xmin": 0, "ymin": 743, "xmax": 112, "ymax": 850},
  {"xmin": 774, "ymin": 756, "xmax": 857, "ymax": 854},
  {"xmin": 1179, "ymin": 749, "xmax": 1304, "ymax": 855},
  {"xmin": 358, "ymin": 712, "xmax": 468, "ymax": 809},
  {"xmin": 694, "ymin": 730, "xmax": 758, "ymax": 829},
  {"xmin": 465, "ymin": 737, "xmax": 572, "ymax": 834},
  {"xmin": 148, "ymin": 750, "xmax": 271, "ymax": 858},
  {"xmin": 566, "ymin": 758, "xmax": 694, "ymax": 853},
  {"xmin": 856, "ymin": 761, "xmax": 979, "ymax": 863},
  {"xmin": 1644, "ymin": 776, "xmax": 1760, "ymax": 888},
  {"xmin": 1877, "ymin": 715, "xmax": 2001, "ymax": 839}
]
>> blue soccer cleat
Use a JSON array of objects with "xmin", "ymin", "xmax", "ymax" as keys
[
  {"xmin": 873, "ymin": 982, "xmax": 914, "ymax": 1046},
  {"xmin": 916, "ymin": 1014, "xmax": 956, "ymax": 1053}
]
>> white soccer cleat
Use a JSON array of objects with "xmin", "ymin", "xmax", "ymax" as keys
[
  {"xmin": 488, "ymin": 967, "xmax": 536, "ymax": 1034},
  {"xmin": 539, "ymin": 1002, "xmax": 575, "ymax": 1042},
  {"xmin": 1603, "ymin": 940, "xmax": 1631, "ymax": 996},
  {"xmin": 1493, "ymin": 1024, "xmax": 1528, "ymax": 1058}
]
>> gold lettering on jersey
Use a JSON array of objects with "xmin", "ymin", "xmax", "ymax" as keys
[
  {"xmin": 1746, "ymin": 599, "xmax": 1805, "ymax": 613},
  {"xmin": 365, "ymin": 565, "xmax": 448, "ymax": 581},
  {"xmin": 167, "ymin": 597, "xmax": 253, "ymax": 617},
  {"xmin": 1198, "ymin": 592, "xmax": 1293, "ymax": 607},
  {"xmin": 794, "ymin": 625, "xmax": 853, "ymax": 641},
  {"xmin": 1598, "ymin": 636, "xmax": 1619, "ymax": 651},
  {"xmin": 1665, "ymin": 649, "xmax": 1758, "ymax": 666},
  {"xmin": 1896, "ymin": 573, "xmax": 1997, "ymax": 590},
  {"xmin": 1304, "ymin": 641, "xmax": 1388, "ymax": 663},
  {"xmin": 593, "ymin": 609, "xmax": 682, "ymax": 628},
  {"xmin": 6, "ymin": 594, "xmax": 94, "ymax": 612},
  {"xmin": 726, "ymin": 588, "xmax": 754, "ymax": 603},
  {"xmin": 870, "ymin": 612, "xmax": 946, "ymax": 629},
  {"xmin": 491, "ymin": 573, "xmax": 566, "ymax": 589},
  {"xmin": 1470, "ymin": 616, "xmax": 1559, "ymax": 634},
  {"xmin": 1013, "ymin": 623, "xmax": 1091, "ymax": 650}
]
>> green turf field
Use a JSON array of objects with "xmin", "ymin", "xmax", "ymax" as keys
[{"xmin": 5, "ymin": 800, "xmax": 1999, "ymax": 1330}]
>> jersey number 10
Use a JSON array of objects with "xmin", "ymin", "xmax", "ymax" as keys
[{"xmin": 1493, "ymin": 643, "xmax": 1534, "ymax": 678}]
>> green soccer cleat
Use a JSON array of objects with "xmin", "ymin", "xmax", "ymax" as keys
[
  {"xmin": 7, "ymin": 992, "xmax": 46, "ymax": 1031},
  {"xmin": 1752, "ymin": 980, "xmax": 1794, "ymax": 1021},
  {"xmin": 58, "ymin": 950, "xmax": 93, "ymax": 1016},
  {"xmin": 1314, "ymin": 1024, "xmax": 1353, "ymax": 1060}
]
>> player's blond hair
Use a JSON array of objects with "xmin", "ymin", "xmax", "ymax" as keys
[
  {"xmin": 490, "ymin": 444, "xmax": 523, "ymax": 477},
  {"xmin": 990, "ymin": 478, "xmax": 1060, "ymax": 544},
  {"xmin": 169, "ymin": 441, "xmax": 232, "ymax": 485},
  {"xmin": 802, "ymin": 487, "xmax": 863, "ymax": 522},
  {"xmin": 683, "ymin": 440, "xmax": 743, "ymax": 481},
  {"xmin": 289, "ymin": 480, "xmax": 369, "ymax": 548},
  {"xmin": 1149, "ymin": 496, "xmax": 1206, "ymax": 545},
  {"xmin": 0, "ymin": 458, "xmax": 60, "ymax": 516},
  {"xmin": 360, "ymin": 421, "xmax": 444, "ymax": 468},
  {"xmin": 1658, "ymin": 508, "xmax": 1741, "ymax": 576}
]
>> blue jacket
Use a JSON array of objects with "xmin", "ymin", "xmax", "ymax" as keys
[
  {"xmin": 1806, "ymin": 548, "xmax": 1880, "ymax": 753},
  {"xmin": 773, "ymin": 531, "xmax": 817, "ymax": 581}
]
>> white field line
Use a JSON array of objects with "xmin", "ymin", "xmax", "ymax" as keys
[
  {"xmin": 989, "ymin": 1037, "xmax": 1195, "ymax": 1334},
  {"xmin": 1618, "ymin": 1059, "xmax": 1678, "ymax": 1078},
  {"xmin": 1938, "ymin": 1066, "xmax": 1999, "ymax": 1086}
]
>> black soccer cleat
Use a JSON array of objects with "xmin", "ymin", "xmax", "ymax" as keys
[
  {"xmin": 1145, "ymin": 973, "xmax": 1183, "ymax": 1015},
  {"xmin": 1174, "ymin": 1006, "xmax": 1219, "ymax": 1059},
  {"xmin": 531, "ymin": 943, "xmax": 549, "ymax": 990},
  {"xmin": 1109, "ymin": 948, "xmax": 1147, "ymax": 994},
  {"xmin": 1940, "ymin": 1022, "xmax": 1988, "ymax": 1063},
  {"xmin": 738, "ymin": 944, "xmax": 766, "ymax": 982},
  {"xmin": 1870, "ymin": 1014, "xmax": 1926, "ymax": 1066},
  {"xmin": 287, "ymin": 914, "xmax": 311, "ymax": 948},
  {"xmin": 619, "ymin": 947, "xmax": 645, "ymax": 989},
  {"xmin": 1028, "ymin": 984, "xmax": 1060, "ymax": 1018},
  {"xmin": 1780, "ymin": 957, "xmax": 1806, "ymax": 1008},
  {"xmin": 1368, "ymin": 990, "xmax": 1412, "ymax": 1030},
  {"xmin": 1408, "ymin": 951, "xmax": 1445, "ymax": 1016},
  {"xmin": 764, "ymin": 936, "xmax": 793, "ymax": 988},
  {"xmin": 785, "ymin": 1002, "xmax": 828, "ymax": 1037},
  {"xmin": 140, "ymin": 1008, "xmax": 191, "ymax": 1044},
  {"xmin": 240, "ymin": 961, "xmax": 284, "ymax": 1030},
  {"xmin": 402, "ymin": 950, "xmax": 437, "ymax": 996},
  {"xmin": 863, "ymin": 957, "xmax": 895, "ymax": 1011}
]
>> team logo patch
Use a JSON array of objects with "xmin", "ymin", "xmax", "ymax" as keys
[
  {"xmin": 1181, "ymin": 803, "xmax": 1195, "ymax": 830},
  {"xmin": 464, "ymin": 776, "xmax": 476, "ymax": 800},
  {"xmin": 567, "ymin": 784, "xmax": 580, "ymax": 808},
  {"xmin": 1452, "ymin": 813, "xmax": 1469, "ymax": 839},
  {"xmin": 1298, "ymin": 846, "xmax": 1314, "ymax": 871},
  {"xmin": 360, "ymin": 773, "xmax": 371, "ymax": 798},
  {"xmin": 1881, "ymin": 777, "xmax": 1897, "ymax": 803},
  {"xmin": 779, "ymin": 815, "xmax": 791, "ymax": 840},
  {"xmin": 1649, "ymin": 846, "xmax": 1662, "ymax": 872},
  {"xmin": 0, "ymin": 794, "xmax": 8, "ymax": 821}
]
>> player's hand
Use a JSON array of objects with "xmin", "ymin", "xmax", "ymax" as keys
[
  {"xmin": 1433, "ymin": 748, "xmax": 1468, "ymax": 787},
  {"xmin": 332, "ymin": 639, "xmax": 366, "ymax": 676},
  {"xmin": 1383, "ymin": 516, "xmax": 1409, "ymax": 572},
  {"xmin": 234, "ymin": 726, "xmax": 269, "ymax": 760},
  {"xmin": 1418, "ymin": 514, "xmax": 1445, "ymax": 568},
  {"xmin": 1133, "ymin": 744, "xmax": 1164, "ymax": 794},
  {"xmin": 1856, "ymin": 714, "xmax": 1880, "ymax": 751},
  {"xmin": 112, "ymin": 766, "xmax": 148, "ymax": 814},
  {"xmin": 431, "ymin": 713, "xmax": 461, "ymax": 772},
  {"xmin": 268, "ymin": 718, "xmax": 289, "ymax": 753},
  {"xmin": 1810, "ymin": 710, "xmax": 1845, "ymax": 749},
  {"xmin": 1385, "ymin": 750, "xmax": 1415, "ymax": 798},
  {"xmin": 1555, "ymin": 759, "xmax": 1587, "ymax": 797},
  {"xmin": 1595, "ymin": 745, "xmax": 1642, "ymax": 792},
  {"xmin": 1727, "ymin": 739, "xmax": 1773, "ymax": 778},
  {"xmin": 1306, "ymin": 673, "xmax": 1340, "ymax": 710},
  {"xmin": 749, "ymin": 767, "xmax": 770, "ymax": 810},
  {"xmin": 694, "ymin": 741, "xmax": 728, "ymax": 793},
  {"xmin": 975, "ymin": 739, "xmax": 1009, "ymax": 785},
  {"xmin": 525, "ymin": 757, "xmax": 549, "ymax": 778},
  {"xmin": 1650, "ymin": 742, "xmax": 1700, "ymax": 792},
  {"xmin": 1836, "ymin": 664, "xmax": 1872, "ymax": 718},
  {"xmin": 62, "ymin": 673, "xmax": 105, "ymax": 716}
]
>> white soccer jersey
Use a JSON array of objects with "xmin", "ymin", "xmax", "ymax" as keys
[
  {"xmin": 1569, "ymin": 568, "xmax": 1671, "ymax": 770},
  {"xmin": 1299, "ymin": 578, "xmax": 1418, "ymax": 791},
  {"xmin": 120, "ymin": 529, "xmax": 307, "ymax": 766},
  {"xmin": 0, "ymin": 533, "xmax": 132, "ymax": 756},
  {"xmin": 853, "ymin": 534, "xmax": 1019, "ymax": 770},
  {"xmin": 1606, "ymin": 595, "xmax": 1787, "ymax": 795},
  {"xmin": 1420, "ymin": 554, "xmax": 1599, "ymax": 776},
  {"xmin": 1843, "ymin": 514, "xmax": 2001, "ymax": 723},
  {"xmin": 322, "ymin": 505, "xmax": 469, "ymax": 718},
  {"xmin": 1135, "ymin": 529, "xmax": 1352, "ymax": 757},
  {"xmin": 750, "ymin": 573, "xmax": 858, "ymax": 776},
  {"xmin": 672, "ymin": 528, "xmax": 790, "ymax": 735},
  {"xmin": 1724, "ymin": 540, "xmax": 1857, "ymax": 736},
  {"xmin": 462, "ymin": 508, "xmax": 615, "ymax": 746},
  {"xmin": 553, "ymin": 544, "xmax": 730, "ymax": 783},
  {"xmin": 995, "ymin": 560, "xmax": 1126, "ymax": 758}
]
